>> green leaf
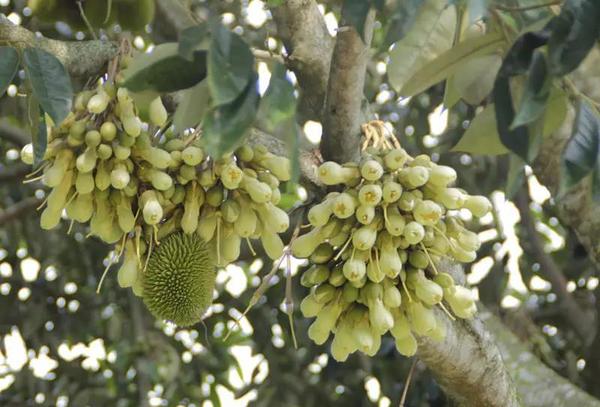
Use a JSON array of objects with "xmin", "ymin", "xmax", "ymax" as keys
[
  {"xmin": 381, "ymin": 0, "xmax": 426, "ymax": 49},
  {"xmin": 560, "ymin": 101, "xmax": 600, "ymax": 199},
  {"xmin": 542, "ymin": 85, "xmax": 569, "ymax": 137},
  {"xmin": 202, "ymin": 77, "xmax": 259, "ymax": 157},
  {"xmin": 173, "ymin": 80, "xmax": 210, "ymax": 132},
  {"xmin": 511, "ymin": 51, "xmax": 551, "ymax": 129},
  {"xmin": 178, "ymin": 24, "xmax": 208, "ymax": 61},
  {"xmin": 548, "ymin": 0, "xmax": 600, "ymax": 76},
  {"xmin": 492, "ymin": 30, "xmax": 549, "ymax": 161},
  {"xmin": 443, "ymin": 75, "xmax": 461, "ymax": 109},
  {"xmin": 258, "ymin": 64, "xmax": 300, "ymax": 182},
  {"xmin": 122, "ymin": 43, "xmax": 207, "ymax": 92},
  {"xmin": 267, "ymin": 0, "xmax": 285, "ymax": 5},
  {"xmin": 0, "ymin": 46, "xmax": 19, "ymax": 97},
  {"xmin": 208, "ymin": 22, "xmax": 255, "ymax": 107},
  {"xmin": 399, "ymin": 31, "xmax": 505, "ymax": 96},
  {"xmin": 23, "ymin": 48, "xmax": 72, "ymax": 126},
  {"xmin": 453, "ymin": 53, "xmax": 502, "ymax": 105},
  {"xmin": 342, "ymin": 0, "xmax": 372, "ymax": 40},
  {"xmin": 388, "ymin": 0, "xmax": 455, "ymax": 93},
  {"xmin": 451, "ymin": 104, "xmax": 509, "ymax": 155},
  {"xmin": 28, "ymin": 95, "xmax": 47, "ymax": 165}
]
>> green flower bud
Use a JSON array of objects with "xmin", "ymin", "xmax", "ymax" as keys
[
  {"xmin": 110, "ymin": 164, "xmax": 130, "ymax": 190},
  {"xmin": 314, "ymin": 284, "xmax": 336, "ymax": 304},
  {"xmin": 383, "ymin": 148, "xmax": 408, "ymax": 170},
  {"xmin": 342, "ymin": 283, "xmax": 359, "ymax": 303},
  {"xmin": 355, "ymin": 204, "xmax": 376, "ymax": 225},
  {"xmin": 413, "ymin": 200, "xmax": 443, "ymax": 226},
  {"xmin": 87, "ymin": 91, "xmax": 110, "ymax": 114},
  {"xmin": 384, "ymin": 206, "xmax": 406, "ymax": 236},
  {"xmin": 329, "ymin": 264, "xmax": 346, "ymax": 287},
  {"xmin": 97, "ymin": 144, "xmax": 113, "ymax": 160},
  {"xmin": 310, "ymin": 243, "xmax": 334, "ymax": 264},
  {"xmin": 401, "ymin": 166, "xmax": 430, "ymax": 188},
  {"xmin": 20, "ymin": 143, "xmax": 34, "ymax": 165},
  {"xmin": 406, "ymin": 301, "xmax": 436, "ymax": 336},
  {"xmin": 382, "ymin": 181, "xmax": 403, "ymax": 203},
  {"xmin": 149, "ymin": 96, "xmax": 168, "ymax": 127},
  {"xmin": 261, "ymin": 230, "xmax": 284, "ymax": 260},
  {"xmin": 300, "ymin": 294, "xmax": 324, "ymax": 318},
  {"xmin": 75, "ymin": 147, "xmax": 98, "ymax": 173},
  {"xmin": 332, "ymin": 192, "xmax": 357, "ymax": 219},
  {"xmin": 317, "ymin": 162, "xmax": 359, "ymax": 185},
  {"xmin": 75, "ymin": 171, "xmax": 95, "ymax": 194},
  {"xmin": 358, "ymin": 184, "xmax": 383, "ymax": 206},
  {"xmin": 428, "ymin": 165, "xmax": 456, "ymax": 187},
  {"xmin": 85, "ymin": 130, "xmax": 102, "ymax": 148},
  {"xmin": 436, "ymin": 187, "xmax": 466, "ymax": 210},
  {"xmin": 343, "ymin": 259, "xmax": 366, "ymax": 282},
  {"xmin": 301, "ymin": 265, "xmax": 330, "ymax": 287},
  {"xmin": 221, "ymin": 162, "xmax": 244, "ymax": 189},
  {"xmin": 352, "ymin": 225, "xmax": 378, "ymax": 251},
  {"xmin": 360, "ymin": 160, "xmax": 384, "ymax": 181},
  {"xmin": 100, "ymin": 121, "xmax": 117, "ymax": 141},
  {"xmin": 464, "ymin": 195, "xmax": 492, "ymax": 217},
  {"xmin": 403, "ymin": 221, "xmax": 425, "ymax": 245},
  {"xmin": 181, "ymin": 146, "xmax": 204, "ymax": 166}
]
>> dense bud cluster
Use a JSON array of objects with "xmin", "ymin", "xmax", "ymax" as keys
[
  {"xmin": 22, "ymin": 74, "xmax": 291, "ymax": 325},
  {"xmin": 293, "ymin": 145, "xmax": 491, "ymax": 361}
]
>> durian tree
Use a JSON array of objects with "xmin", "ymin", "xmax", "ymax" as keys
[{"xmin": 1, "ymin": 0, "xmax": 600, "ymax": 406}]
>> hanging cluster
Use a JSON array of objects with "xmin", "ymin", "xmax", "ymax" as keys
[
  {"xmin": 292, "ymin": 123, "xmax": 491, "ymax": 361},
  {"xmin": 21, "ymin": 74, "xmax": 291, "ymax": 326}
]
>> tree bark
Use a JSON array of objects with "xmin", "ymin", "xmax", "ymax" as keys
[{"xmin": 0, "ymin": 15, "xmax": 118, "ymax": 77}]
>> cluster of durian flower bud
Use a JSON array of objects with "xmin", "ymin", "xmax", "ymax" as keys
[
  {"xmin": 21, "ymin": 77, "xmax": 292, "ymax": 300},
  {"xmin": 292, "ymin": 145, "xmax": 491, "ymax": 361}
]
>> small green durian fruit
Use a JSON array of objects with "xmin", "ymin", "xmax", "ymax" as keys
[
  {"xmin": 143, "ymin": 233, "xmax": 216, "ymax": 326},
  {"xmin": 360, "ymin": 159, "xmax": 384, "ymax": 182},
  {"xmin": 317, "ymin": 161, "xmax": 359, "ymax": 185},
  {"xmin": 117, "ymin": 239, "xmax": 139, "ymax": 288},
  {"xmin": 463, "ymin": 195, "xmax": 492, "ymax": 217},
  {"xmin": 383, "ymin": 148, "xmax": 408, "ymax": 171},
  {"xmin": 149, "ymin": 96, "xmax": 168, "ymax": 127}
]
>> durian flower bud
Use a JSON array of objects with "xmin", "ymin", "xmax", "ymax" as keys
[
  {"xmin": 360, "ymin": 159, "xmax": 384, "ymax": 181},
  {"xmin": 368, "ymin": 298, "xmax": 394, "ymax": 334},
  {"xmin": 352, "ymin": 224, "xmax": 378, "ymax": 251},
  {"xmin": 100, "ymin": 121, "xmax": 117, "ymax": 141},
  {"xmin": 366, "ymin": 258, "xmax": 385, "ymax": 283},
  {"xmin": 384, "ymin": 206, "xmax": 406, "ymax": 236},
  {"xmin": 141, "ymin": 191, "xmax": 163, "ymax": 225},
  {"xmin": 332, "ymin": 192, "xmax": 357, "ymax": 219},
  {"xmin": 436, "ymin": 187, "xmax": 466, "ymax": 209},
  {"xmin": 343, "ymin": 259, "xmax": 366, "ymax": 282},
  {"xmin": 254, "ymin": 203, "xmax": 289, "ymax": 233},
  {"xmin": 328, "ymin": 264, "xmax": 346, "ymax": 287},
  {"xmin": 240, "ymin": 176, "xmax": 272, "ymax": 203},
  {"xmin": 317, "ymin": 161, "xmax": 359, "ymax": 185},
  {"xmin": 383, "ymin": 280, "xmax": 402, "ymax": 308},
  {"xmin": 428, "ymin": 165, "xmax": 457, "ymax": 187},
  {"xmin": 76, "ymin": 147, "xmax": 98, "ymax": 173},
  {"xmin": 87, "ymin": 91, "xmax": 110, "ymax": 114},
  {"xmin": 358, "ymin": 184, "xmax": 383, "ymax": 206},
  {"xmin": 75, "ymin": 171, "xmax": 95, "ymax": 194},
  {"xmin": 149, "ymin": 96, "xmax": 168, "ymax": 127},
  {"xmin": 308, "ymin": 195, "xmax": 336, "ymax": 227},
  {"xmin": 309, "ymin": 243, "xmax": 334, "ymax": 264},
  {"xmin": 97, "ymin": 144, "xmax": 113, "ymax": 160},
  {"xmin": 408, "ymin": 250, "xmax": 429, "ymax": 269},
  {"xmin": 301, "ymin": 265, "xmax": 330, "ymax": 287},
  {"xmin": 401, "ymin": 166, "xmax": 430, "ymax": 188},
  {"xmin": 403, "ymin": 221, "xmax": 425, "ymax": 245},
  {"xmin": 395, "ymin": 334, "xmax": 417, "ymax": 356},
  {"xmin": 383, "ymin": 148, "xmax": 408, "ymax": 170},
  {"xmin": 20, "ymin": 143, "xmax": 34, "ymax": 165},
  {"xmin": 413, "ymin": 200, "xmax": 443, "ymax": 226},
  {"xmin": 314, "ymin": 284, "xmax": 336, "ymax": 304},
  {"xmin": 414, "ymin": 278, "xmax": 444, "ymax": 306},
  {"xmin": 110, "ymin": 163, "xmax": 130, "ymax": 190},
  {"xmin": 235, "ymin": 145, "xmax": 254, "ymax": 162},
  {"xmin": 464, "ymin": 195, "xmax": 492, "ymax": 217},
  {"xmin": 356, "ymin": 204, "xmax": 376, "ymax": 225},
  {"xmin": 300, "ymin": 294, "xmax": 324, "ymax": 318},
  {"xmin": 458, "ymin": 230, "xmax": 481, "ymax": 252},
  {"xmin": 117, "ymin": 239, "xmax": 139, "ymax": 288},
  {"xmin": 342, "ymin": 283, "xmax": 359, "ymax": 303},
  {"xmin": 449, "ymin": 242, "xmax": 477, "ymax": 263},
  {"xmin": 406, "ymin": 301, "xmax": 436, "ymax": 336},
  {"xmin": 181, "ymin": 146, "xmax": 204, "ymax": 166},
  {"xmin": 221, "ymin": 162, "xmax": 244, "ymax": 189},
  {"xmin": 261, "ymin": 230, "xmax": 285, "ymax": 260},
  {"xmin": 382, "ymin": 180, "xmax": 403, "ymax": 203}
]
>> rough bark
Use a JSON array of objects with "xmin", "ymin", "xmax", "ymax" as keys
[
  {"xmin": 270, "ymin": 0, "xmax": 335, "ymax": 120},
  {"xmin": 0, "ymin": 15, "xmax": 118, "ymax": 77},
  {"xmin": 321, "ymin": 8, "xmax": 375, "ymax": 164}
]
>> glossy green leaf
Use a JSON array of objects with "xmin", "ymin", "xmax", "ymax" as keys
[
  {"xmin": 388, "ymin": 0, "xmax": 455, "ymax": 93},
  {"xmin": 0, "ymin": 46, "xmax": 19, "ymax": 97},
  {"xmin": 492, "ymin": 31, "xmax": 549, "ymax": 161},
  {"xmin": 453, "ymin": 54, "xmax": 502, "ymax": 105},
  {"xmin": 173, "ymin": 80, "xmax": 210, "ymax": 132},
  {"xmin": 202, "ymin": 77, "xmax": 259, "ymax": 157},
  {"xmin": 343, "ymin": 0, "xmax": 372, "ymax": 40},
  {"xmin": 208, "ymin": 22, "xmax": 254, "ymax": 107},
  {"xmin": 28, "ymin": 95, "xmax": 46, "ymax": 165},
  {"xmin": 178, "ymin": 24, "xmax": 208, "ymax": 61},
  {"xmin": 560, "ymin": 101, "xmax": 600, "ymax": 199},
  {"xmin": 452, "ymin": 104, "xmax": 509, "ymax": 155},
  {"xmin": 548, "ymin": 0, "xmax": 600, "ymax": 75},
  {"xmin": 542, "ymin": 86, "xmax": 569, "ymax": 137},
  {"xmin": 381, "ymin": 0, "xmax": 426, "ymax": 49},
  {"xmin": 400, "ymin": 31, "xmax": 504, "ymax": 96},
  {"xmin": 122, "ymin": 43, "xmax": 207, "ymax": 92},
  {"xmin": 511, "ymin": 51, "xmax": 551, "ymax": 129},
  {"xmin": 23, "ymin": 48, "xmax": 72, "ymax": 126}
]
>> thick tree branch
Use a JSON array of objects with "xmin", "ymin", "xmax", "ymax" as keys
[
  {"xmin": 0, "ymin": 163, "xmax": 30, "ymax": 182},
  {"xmin": 483, "ymin": 310, "xmax": 600, "ymax": 406},
  {"xmin": 0, "ymin": 122, "xmax": 29, "ymax": 147},
  {"xmin": 0, "ymin": 197, "xmax": 41, "ymax": 226},
  {"xmin": 515, "ymin": 190, "xmax": 596, "ymax": 343},
  {"xmin": 321, "ymin": 9, "xmax": 375, "ymax": 163},
  {"xmin": 270, "ymin": 1, "xmax": 335, "ymax": 120},
  {"xmin": 0, "ymin": 15, "xmax": 118, "ymax": 77}
]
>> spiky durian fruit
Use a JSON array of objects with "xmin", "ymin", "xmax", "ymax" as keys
[{"xmin": 142, "ymin": 232, "xmax": 216, "ymax": 326}]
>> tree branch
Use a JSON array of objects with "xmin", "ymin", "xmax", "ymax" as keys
[
  {"xmin": 515, "ymin": 190, "xmax": 596, "ymax": 343},
  {"xmin": 0, "ymin": 122, "xmax": 29, "ymax": 147},
  {"xmin": 270, "ymin": 0, "xmax": 335, "ymax": 120},
  {"xmin": 0, "ymin": 15, "xmax": 118, "ymax": 77},
  {"xmin": 321, "ymin": 8, "xmax": 375, "ymax": 163},
  {"xmin": 0, "ymin": 163, "xmax": 30, "ymax": 182},
  {"xmin": 0, "ymin": 197, "xmax": 41, "ymax": 226}
]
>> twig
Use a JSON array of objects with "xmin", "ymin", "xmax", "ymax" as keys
[
  {"xmin": 0, "ymin": 123, "xmax": 30, "ymax": 146},
  {"xmin": 0, "ymin": 163, "xmax": 31, "ymax": 182},
  {"xmin": 0, "ymin": 197, "xmax": 42, "ymax": 226},
  {"xmin": 399, "ymin": 358, "xmax": 418, "ymax": 407},
  {"xmin": 493, "ymin": 1, "xmax": 562, "ymax": 12}
]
